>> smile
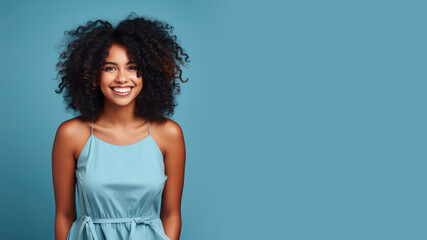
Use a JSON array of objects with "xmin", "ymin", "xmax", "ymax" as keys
[{"xmin": 111, "ymin": 87, "xmax": 133, "ymax": 96}]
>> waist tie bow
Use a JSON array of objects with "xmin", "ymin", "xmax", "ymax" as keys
[{"xmin": 78, "ymin": 215, "xmax": 170, "ymax": 240}]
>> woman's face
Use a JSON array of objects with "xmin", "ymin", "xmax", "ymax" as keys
[{"xmin": 98, "ymin": 43, "xmax": 143, "ymax": 108}]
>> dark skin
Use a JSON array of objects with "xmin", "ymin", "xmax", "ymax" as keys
[{"xmin": 52, "ymin": 44, "xmax": 185, "ymax": 240}]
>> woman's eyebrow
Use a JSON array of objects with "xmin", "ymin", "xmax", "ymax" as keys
[{"xmin": 104, "ymin": 61, "xmax": 136, "ymax": 65}]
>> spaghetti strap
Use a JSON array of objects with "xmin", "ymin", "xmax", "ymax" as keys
[
  {"xmin": 91, "ymin": 121, "xmax": 94, "ymax": 135},
  {"xmin": 146, "ymin": 120, "xmax": 151, "ymax": 136}
]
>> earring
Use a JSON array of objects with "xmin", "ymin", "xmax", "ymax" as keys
[{"xmin": 91, "ymin": 81, "xmax": 98, "ymax": 90}]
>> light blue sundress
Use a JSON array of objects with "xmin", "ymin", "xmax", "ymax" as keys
[{"xmin": 66, "ymin": 120, "xmax": 170, "ymax": 240}]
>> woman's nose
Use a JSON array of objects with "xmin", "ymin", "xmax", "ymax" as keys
[{"xmin": 116, "ymin": 69, "xmax": 128, "ymax": 82}]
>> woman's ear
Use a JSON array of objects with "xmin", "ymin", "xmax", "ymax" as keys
[
  {"xmin": 91, "ymin": 81, "xmax": 98, "ymax": 89},
  {"xmin": 91, "ymin": 74, "xmax": 100, "ymax": 89}
]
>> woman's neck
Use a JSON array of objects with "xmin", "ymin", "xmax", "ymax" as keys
[{"xmin": 97, "ymin": 101, "xmax": 143, "ymax": 128}]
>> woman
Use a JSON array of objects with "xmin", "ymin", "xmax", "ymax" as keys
[{"xmin": 52, "ymin": 13, "xmax": 189, "ymax": 240}]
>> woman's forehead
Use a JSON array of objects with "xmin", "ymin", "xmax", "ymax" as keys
[{"xmin": 104, "ymin": 43, "xmax": 131, "ymax": 63}]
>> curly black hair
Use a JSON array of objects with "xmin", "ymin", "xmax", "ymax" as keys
[{"xmin": 55, "ymin": 12, "xmax": 190, "ymax": 122}]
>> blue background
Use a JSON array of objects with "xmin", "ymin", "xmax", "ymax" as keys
[{"xmin": 0, "ymin": 0, "xmax": 426, "ymax": 239}]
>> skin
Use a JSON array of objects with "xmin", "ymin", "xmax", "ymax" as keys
[{"xmin": 52, "ymin": 43, "xmax": 186, "ymax": 240}]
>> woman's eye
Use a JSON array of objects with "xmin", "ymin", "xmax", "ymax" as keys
[
  {"xmin": 103, "ymin": 66, "xmax": 116, "ymax": 71},
  {"xmin": 128, "ymin": 66, "xmax": 137, "ymax": 71}
]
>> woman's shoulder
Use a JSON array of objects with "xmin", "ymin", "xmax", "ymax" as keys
[
  {"xmin": 149, "ymin": 118, "xmax": 184, "ymax": 157},
  {"xmin": 55, "ymin": 116, "xmax": 91, "ymax": 146},
  {"xmin": 150, "ymin": 117, "xmax": 183, "ymax": 137},
  {"xmin": 56, "ymin": 116, "xmax": 90, "ymax": 135},
  {"xmin": 55, "ymin": 116, "xmax": 91, "ymax": 160}
]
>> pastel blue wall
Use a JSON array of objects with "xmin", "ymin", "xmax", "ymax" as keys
[{"xmin": 0, "ymin": 0, "xmax": 426, "ymax": 239}]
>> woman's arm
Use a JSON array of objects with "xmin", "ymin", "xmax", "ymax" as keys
[
  {"xmin": 52, "ymin": 121, "xmax": 78, "ymax": 240},
  {"xmin": 159, "ymin": 120, "xmax": 186, "ymax": 240}
]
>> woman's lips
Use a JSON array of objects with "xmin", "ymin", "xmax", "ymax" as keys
[{"xmin": 111, "ymin": 87, "xmax": 132, "ymax": 96}]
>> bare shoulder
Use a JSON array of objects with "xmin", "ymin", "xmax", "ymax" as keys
[
  {"xmin": 55, "ymin": 116, "xmax": 91, "ymax": 160},
  {"xmin": 149, "ymin": 118, "xmax": 185, "ymax": 157},
  {"xmin": 56, "ymin": 116, "xmax": 89, "ymax": 138},
  {"xmin": 150, "ymin": 117, "xmax": 184, "ymax": 139}
]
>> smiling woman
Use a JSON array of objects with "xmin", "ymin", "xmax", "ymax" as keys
[
  {"xmin": 52, "ymin": 12, "xmax": 189, "ymax": 240},
  {"xmin": 99, "ymin": 44, "xmax": 143, "ymax": 107}
]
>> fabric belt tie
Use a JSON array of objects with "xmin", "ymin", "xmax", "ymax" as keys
[{"xmin": 78, "ymin": 215, "xmax": 170, "ymax": 240}]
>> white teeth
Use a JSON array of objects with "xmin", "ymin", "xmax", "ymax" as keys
[{"xmin": 112, "ymin": 87, "xmax": 131, "ymax": 93}]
